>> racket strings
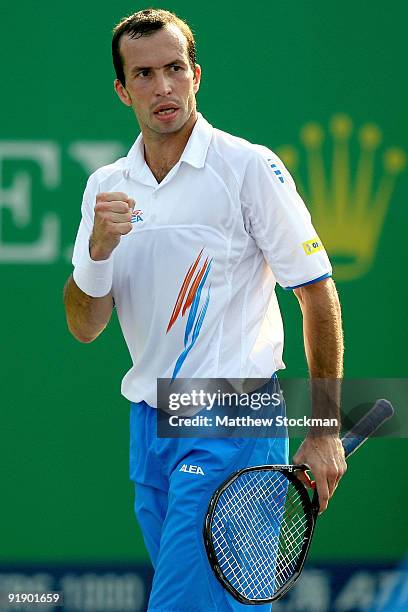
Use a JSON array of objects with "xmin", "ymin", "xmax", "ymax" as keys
[
  {"xmin": 210, "ymin": 470, "xmax": 309, "ymax": 600},
  {"xmin": 212, "ymin": 478, "xmax": 282, "ymax": 593}
]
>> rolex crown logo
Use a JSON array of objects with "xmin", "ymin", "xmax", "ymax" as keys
[{"xmin": 277, "ymin": 115, "xmax": 406, "ymax": 281}]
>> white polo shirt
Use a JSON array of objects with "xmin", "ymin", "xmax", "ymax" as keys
[{"xmin": 72, "ymin": 113, "xmax": 332, "ymax": 407}]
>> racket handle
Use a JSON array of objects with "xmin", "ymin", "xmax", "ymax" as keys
[{"xmin": 341, "ymin": 399, "xmax": 394, "ymax": 458}]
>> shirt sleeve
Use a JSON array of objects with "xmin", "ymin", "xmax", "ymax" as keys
[
  {"xmin": 72, "ymin": 174, "xmax": 98, "ymax": 267},
  {"xmin": 241, "ymin": 146, "xmax": 332, "ymax": 289}
]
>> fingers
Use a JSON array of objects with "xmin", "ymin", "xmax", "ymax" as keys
[
  {"xmin": 94, "ymin": 208, "xmax": 132, "ymax": 231},
  {"xmin": 293, "ymin": 436, "xmax": 347, "ymax": 514},
  {"xmin": 316, "ymin": 466, "xmax": 338, "ymax": 513},
  {"xmin": 106, "ymin": 211, "xmax": 133, "ymax": 224},
  {"xmin": 98, "ymin": 192, "xmax": 133, "ymax": 204},
  {"xmin": 295, "ymin": 464, "xmax": 335, "ymax": 513},
  {"xmin": 296, "ymin": 467, "xmax": 330, "ymax": 513},
  {"xmin": 315, "ymin": 475, "xmax": 330, "ymax": 513},
  {"xmin": 89, "ymin": 192, "xmax": 135, "ymax": 260},
  {"xmin": 94, "ymin": 192, "xmax": 135, "ymax": 232},
  {"xmin": 96, "ymin": 193, "xmax": 135, "ymax": 212},
  {"xmin": 333, "ymin": 453, "xmax": 347, "ymax": 493},
  {"xmin": 295, "ymin": 469, "xmax": 314, "ymax": 489},
  {"xmin": 315, "ymin": 458, "xmax": 347, "ymax": 514},
  {"xmin": 95, "ymin": 201, "xmax": 132, "ymax": 215}
]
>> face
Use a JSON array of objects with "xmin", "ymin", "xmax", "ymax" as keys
[{"xmin": 114, "ymin": 25, "xmax": 201, "ymax": 137}]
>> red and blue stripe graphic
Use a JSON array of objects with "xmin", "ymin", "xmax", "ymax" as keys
[{"xmin": 166, "ymin": 249, "xmax": 212, "ymax": 380}]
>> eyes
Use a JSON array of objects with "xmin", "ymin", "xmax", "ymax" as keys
[{"xmin": 136, "ymin": 65, "xmax": 183, "ymax": 79}]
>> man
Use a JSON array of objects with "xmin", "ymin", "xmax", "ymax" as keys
[{"xmin": 64, "ymin": 8, "xmax": 346, "ymax": 611}]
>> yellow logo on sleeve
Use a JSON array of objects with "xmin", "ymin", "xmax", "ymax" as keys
[{"xmin": 302, "ymin": 238, "xmax": 323, "ymax": 255}]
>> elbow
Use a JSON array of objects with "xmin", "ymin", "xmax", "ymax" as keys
[
  {"xmin": 75, "ymin": 334, "xmax": 97, "ymax": 344},
  {"xmin": 66, "ymin": 321, "xmax": 98, "ymax": 344}
]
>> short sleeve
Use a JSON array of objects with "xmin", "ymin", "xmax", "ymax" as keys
[
  {"xmin": 241, "ymin": 147, "xmax": 332, "ymax": 289},
  {"xmin": 72, "ymin": 174, "xmax": 98, "ymax": 267}
]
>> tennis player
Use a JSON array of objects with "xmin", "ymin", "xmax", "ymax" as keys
[{"xmin": 64, "ymin": 8, "xmax": 346, "ymax": 611}]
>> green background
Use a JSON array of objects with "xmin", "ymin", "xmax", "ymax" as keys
[{"xmin": 1, "ymin": 1, "xmax": 407, "ymax": 565}]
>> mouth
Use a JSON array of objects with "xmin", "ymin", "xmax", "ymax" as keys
[{"xmin": 153, "ymin": 106, "xmax": 180, "ymax": 121}]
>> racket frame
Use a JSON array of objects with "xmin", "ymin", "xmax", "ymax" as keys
[
  {"xmin": 203, "ymin": 399, "xmax": 394, "ymax": 604},
  {"xmin": 203, "ymin": 464, "xmax": 319, "ymax": 604}
]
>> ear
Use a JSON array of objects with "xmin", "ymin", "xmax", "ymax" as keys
[
  {"xmin": 193, "ymin": 64, "xmax": 201, "ymax": 94},
  {"xmin": 114, "ymin": 79, "xmax": 133, "ymax": 107}
]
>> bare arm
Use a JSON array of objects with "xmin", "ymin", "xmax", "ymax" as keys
[
  {"xmin": 64, "ymin": 191, "xmax": 134, "ymax": 343},
  {"xmin": 292, "ymin": 277, "xmax": 347, "ymax": 513},
  {"xmin": 63, "ymin": 275, "xmax": 113, "ymax": 343},
  {"xmin": 294, "ymin": 276, "xmax": 343, "ymax": 378}
]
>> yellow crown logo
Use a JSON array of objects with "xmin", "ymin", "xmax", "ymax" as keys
[{"xmin": 277, "ymin": 115, "xmax": 406, "ymax": 281}]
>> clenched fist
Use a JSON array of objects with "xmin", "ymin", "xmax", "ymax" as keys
[{"xmin": 90, "ymin": 192, "xmax": 135, "ymax": 261}]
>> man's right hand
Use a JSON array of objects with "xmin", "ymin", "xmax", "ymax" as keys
[{"xmin": 90, "ymin": 192, "xmax": 135, "ymax": 260}]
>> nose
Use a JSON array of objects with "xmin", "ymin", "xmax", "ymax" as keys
[{"xmin": 154, "ymin": 70, "xmax": 172, "ymax": 97}]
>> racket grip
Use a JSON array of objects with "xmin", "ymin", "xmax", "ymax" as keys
[{"xmin": 341, "ymin": 399, "xmax": 394, "ymax": 458}]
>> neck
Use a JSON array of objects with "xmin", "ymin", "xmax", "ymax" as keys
[{"xmin": 142, "ymin": 110, "xmax": 198, "ymax": 183}]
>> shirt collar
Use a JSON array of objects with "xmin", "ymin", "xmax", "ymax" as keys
[{"xmin": 125, "ymin": 112, "xmax": 213, "ymax": 180}]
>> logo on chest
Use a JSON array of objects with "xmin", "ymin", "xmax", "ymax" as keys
[{"xmin": 131, "ymin": 209, "xmax": 144, "ymax": 223}]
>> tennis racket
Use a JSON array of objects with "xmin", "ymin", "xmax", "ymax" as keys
[{"xmin": 203, "ymin": 398, "xmax": 394, "ymax": 604}]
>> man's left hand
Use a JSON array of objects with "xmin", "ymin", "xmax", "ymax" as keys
[{"xmin": 293, "ymin": 435, "xmax": 347, "ymax": 514}]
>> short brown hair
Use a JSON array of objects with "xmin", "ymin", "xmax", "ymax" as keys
[{"xmin": 112, "ymin": 8, "xmax": 196, "ymax": 85}]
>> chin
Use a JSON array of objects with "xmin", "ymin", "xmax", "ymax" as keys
[{"xmin": 155, "ymin": 117, "xmax": 186, "ymax": 134}]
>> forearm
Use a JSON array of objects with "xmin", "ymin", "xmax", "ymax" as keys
[
  {"xmin": 293, "ymin": 279, "xmax": 346, "ymax": 511},
  {"xmin": 295, "ymin": 278, "xmax": 343, "ymax": 378},
  {"xmin": 63, "ymin": 274, "xmax": 113, "ymax": 343},
  {"xmin": 295, "ymin": 278, "xmax": 344, "ymax": 427}
]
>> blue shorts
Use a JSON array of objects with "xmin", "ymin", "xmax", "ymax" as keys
[{"xmin": 130, "ymin": 380, "xmax": 288, "ymax": 611}]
